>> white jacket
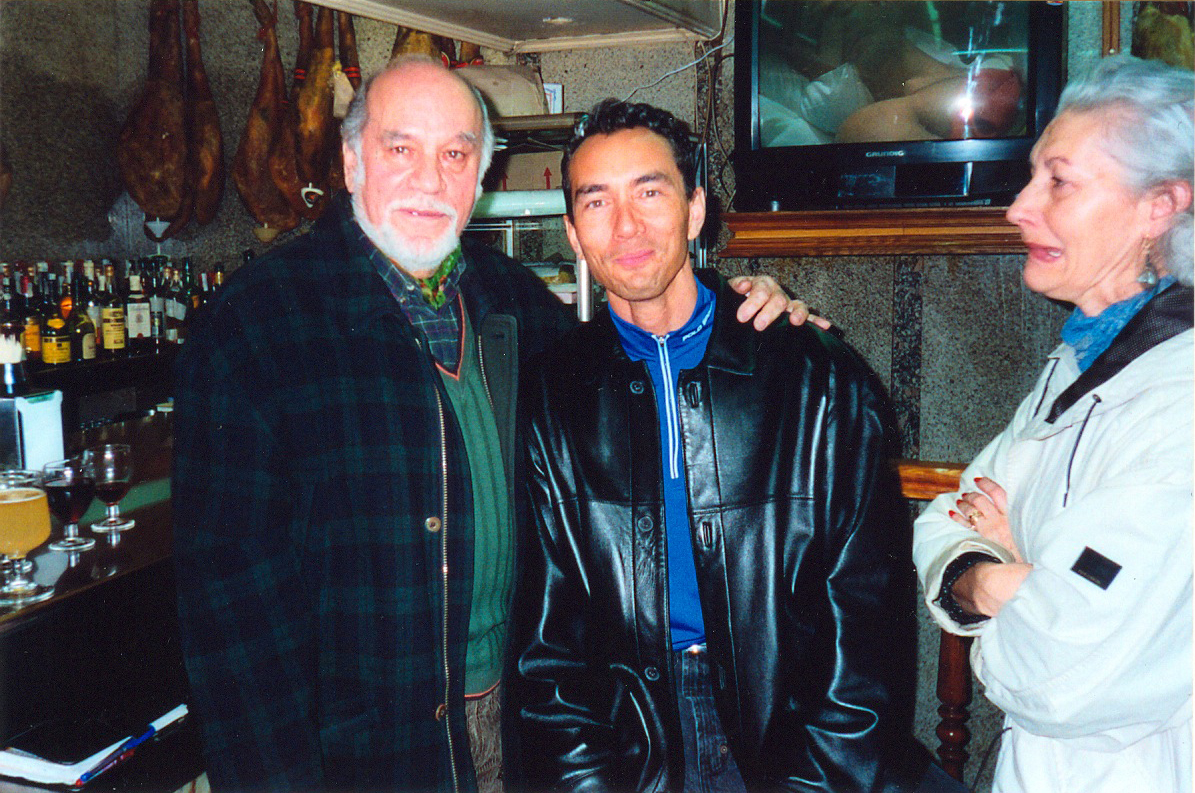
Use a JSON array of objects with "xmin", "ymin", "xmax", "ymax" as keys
[{"xmin": 914, "ymin": 328, "xmax": 1193, "ymax": 793}]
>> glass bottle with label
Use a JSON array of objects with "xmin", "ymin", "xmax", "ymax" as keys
[
  {"xmin": 87, "ymin": 272, "xmax": 105, "ymax": 353},
  {"xmin": 20, "ymin": 270, "xmax": 41, "ymax": 365},
  {"xmin": 41, "ymin": 279, "xmax": 71, "ymax": 366},
  {"xmin": 147, "ymin": 258, "xmax": 167, "ymax": 349},
  {"xmin": 125, "ymin": 273, "xmax": 152, "ymax": 354},
  {"xmin": 165, "ymin": 267, "xmax": 185, "ymax": 344},
  {"xmin": 0, "ymin": 285, "xmax": 29, "ymax": 395},
  {"xmin": 99, "ymin": 263, "xmax": 127, "ymax": 359},
  {"xmin": 67, "ymin": 272, "xmax": 97, "ymax": 363}
]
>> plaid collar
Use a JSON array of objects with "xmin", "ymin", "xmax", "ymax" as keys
[{"xmin": 352, "ymin": 217, "xmax": 466, "ymax": 371}]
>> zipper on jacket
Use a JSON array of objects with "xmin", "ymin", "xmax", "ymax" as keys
[
  {"xmin": 478, "ymin": 335, "xmax": 495, "ymax": 412},
  {"xmin": 655, "ymin": 335, "xmax": 681, "ymax": 480},
  {"xmin": 420, "ymin": 336, "xmax": 460, "ymax": 793}
]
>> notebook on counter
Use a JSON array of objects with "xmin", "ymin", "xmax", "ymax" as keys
[{"xmin": 0, "ymin": 703, "xmax": 187, "ymax": 787}]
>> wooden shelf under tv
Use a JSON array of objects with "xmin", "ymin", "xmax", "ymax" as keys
[{"xmin": 720, "ymin": 207, "xmax": 1024, "ymax": 257}]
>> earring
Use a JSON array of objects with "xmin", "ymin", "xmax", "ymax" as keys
[{"xmin": 1138, "ymin": 239, "xmax": 1159, "ymax": 286}]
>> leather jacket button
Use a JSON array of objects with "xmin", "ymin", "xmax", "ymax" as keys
[
  {"xmin": 630, "ymin": 380, "xmax": 645, "ymax": 394},
  {"xmin": 644, "ymin": 665, "xmax": 660, "ymax": 681},
  {"xmin": 636, "ymin": 515, "xmax": 653, "ymax": 532},
  {"xmin": 425, "ymin": 516, "xmax": 442, "ymax": 533},
  {"xmin": 434, "ymin": 703, "xmax": 448, "ymax": 721}
]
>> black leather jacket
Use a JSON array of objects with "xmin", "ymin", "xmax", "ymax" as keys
[{"xmin": 507, "ymin": 273, "xmax": 913, "ymax": 792}]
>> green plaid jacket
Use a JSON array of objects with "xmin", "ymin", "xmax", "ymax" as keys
[{"xmin": 172, "ymin": 193, "xmax": 576, "ymax": 791}]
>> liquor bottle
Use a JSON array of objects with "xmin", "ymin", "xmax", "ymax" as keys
[
  {"xmin": 43, "ymin": 271, "xmax": 59, "ymax": 321},
  {"xmin": 41, "ymin": 279, "xmax": 71, "ymax": 366},
  {"xmin": 125, "ymin": 273, "xmax": 152, "ymax": 353},
  {"xmin": 164, "ymin": 267, "xmax": 185, "ymax": 344},
  {"xmin": 147, "ymin": 259, "xmax": 167, "ymax": 349},
  {"xmin": 213, "ymin": 263, "xmax": 226, "ymax": 292},
  {"xmin": 66, "ymin": 273, "xmax": 97, "ymax": 363},
  {"xmin": 20, "ymin": 271, "xmax": 41, "ymax": 364},
  {"xmin": 59, "ymin": 260, "xmax": 75, "ymax": 309},
  {"xmin": 183, "ymin": 258, "xmax": 203, "ymax": 312},
  {"xmin": 0, "ymin": 285, "xmax": 29, "ymax": 396},
  {"xmin": 58, "ymin": 265, "xmax": 74, "ymax": 323},
  {"xmin": 99, "ymin": 263, "xmax": 128, "ymax": 359},
  {"xmin": 85, "ymin": 272, "xmax": 104, "ymax": 351}
]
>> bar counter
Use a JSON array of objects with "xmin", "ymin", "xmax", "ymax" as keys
[{"xmin": 0, "ymin": 413, "xmax": 205, "ymax": 791}]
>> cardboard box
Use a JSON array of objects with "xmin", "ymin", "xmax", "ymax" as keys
[{"xmin": 493, "ymin": 151, "xmax": 564, "ymax": 191}]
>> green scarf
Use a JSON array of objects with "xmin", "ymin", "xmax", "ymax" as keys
[{"xmin": 415, "ymin": 247, "xmax": 461, "ymax": 310}]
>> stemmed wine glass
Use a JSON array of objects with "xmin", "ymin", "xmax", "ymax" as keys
[
  {"xmin": 44, "ymin": 455, "xmax": 97, "ymax": 552},
  {"xmin": 89, "ymin": 444, "xmax": 135, "ymax": 533},
  {"xmin": 0, "ymin": 470, "xmax": 54, "ymax": 605}
]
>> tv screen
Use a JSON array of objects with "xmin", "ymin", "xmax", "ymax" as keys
[{"xmin": 734, "ymin": 0, "xmax": 1064, "ymax": 210}]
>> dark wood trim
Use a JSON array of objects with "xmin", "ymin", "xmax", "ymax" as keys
[
  {"xmin": 1103, "ymin": 1, "xmax": 1122, "ymax": 56},
  {"xmin": 897, "ymin": 457, "xmax": 972, "ymax": 782},
  {"xmin": 720, "ymin": 208, "xmax": 1024, "ymax": 257},
  {"xmin": 936, "ymin": 633, "xmax": 975, "ymax": 781},
  {"xmin": 897, "ymin": 459, "xmax": 965, "ymax": 500}
]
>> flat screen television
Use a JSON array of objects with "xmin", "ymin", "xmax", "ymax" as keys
[{"xmin": 733, "ymin": 0, "xmax": 1064, "ymax": 210}]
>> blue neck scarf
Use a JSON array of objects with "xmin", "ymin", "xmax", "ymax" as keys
[{"xmin": 1061, "ymin": 277, "xmax": 1175, "ymax": 371}]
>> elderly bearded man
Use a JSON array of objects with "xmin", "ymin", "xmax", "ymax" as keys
[
  {"xmin": 507, "ymin": 99, "xmax": 947, "ymax": 792},
  {"xmin": 172, "ymin": 57, "xmax": 809, "ymax": 792}
]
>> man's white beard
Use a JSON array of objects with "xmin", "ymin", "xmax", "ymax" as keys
[{"xmin": 352, "ymin": 193, "xmax": 461, "ymax": 274}]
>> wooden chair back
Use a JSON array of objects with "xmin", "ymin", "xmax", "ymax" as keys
[{"xmin": 897, "ymin": 460, "xmax": 972, "ymax": 783}]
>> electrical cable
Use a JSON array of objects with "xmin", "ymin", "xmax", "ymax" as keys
[{"xmin": 622, "ymin": 35, "xmax": 734, "ymax": 102}]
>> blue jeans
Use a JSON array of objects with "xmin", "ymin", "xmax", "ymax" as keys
[{"xmin": 673, "ymin": 645, "xmax": 747, "ymax": 793}]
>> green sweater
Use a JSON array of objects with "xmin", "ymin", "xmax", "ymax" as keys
[{"xmin": 440, "ymin": 308, "xmax": 513, "ymax": 695}]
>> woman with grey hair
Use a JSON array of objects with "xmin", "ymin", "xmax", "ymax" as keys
[{"xmin": 914, "ymin": 55, "xmax": 1193, "ymax": 792}]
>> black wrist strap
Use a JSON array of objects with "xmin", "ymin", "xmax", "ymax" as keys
[{"xmin": 935, "ymin": 552, "xmax": 1001, "ymax": 626}]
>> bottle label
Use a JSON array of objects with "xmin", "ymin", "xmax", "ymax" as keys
[
  {"xmin": 80, "ymin": 332, "xmax": 97, "ymax": 360},
  {"xmin": 23, "ymin": 320, "xmax": 40, "ymax": 354},
  {"xmin": 127, "ymin": 303, "xmax": 151, "ymax": 339},
  {"xmin": 42, "ymin": 336, "xmax": 70, "ymax": 365},
  {"xmin": 0, "ymin": 332, "xmax": 22, "ymax": 365},
  {"xmin": 101, "ymin": 307, "xmax": 126, "ymax": 350}
]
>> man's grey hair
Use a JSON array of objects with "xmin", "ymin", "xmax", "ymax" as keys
[
  {"xmin": 341, "ymin": 54, "xmax": 496, "ymax": 190},
  {"xmin": 1056, "ymin": 55, "xmax": 1194, "ymax": 285}
]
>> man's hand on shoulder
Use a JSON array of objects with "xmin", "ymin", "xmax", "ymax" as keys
[{"xmin": 727, "ymin": 275, "xmax": 832, "ymax": 331}]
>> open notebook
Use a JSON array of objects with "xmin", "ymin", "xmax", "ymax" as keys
[{"xmin": 0, "ymin": 704, "xmax": 188, "ymax": 787}]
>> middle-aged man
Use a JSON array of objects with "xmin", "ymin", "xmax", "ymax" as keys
[
  {"xmin": 172, "ymin": 57, "xmax": 805, "ymax": 791},
  {"xmin": 506, "ymin": 99, "xmax": 928, "ymax": 792}
]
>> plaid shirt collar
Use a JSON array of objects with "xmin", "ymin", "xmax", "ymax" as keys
[{"xmin": 352, "ymin": 217, "xmax": 466, "ymax": 371}]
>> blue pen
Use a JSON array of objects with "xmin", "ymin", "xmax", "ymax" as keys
[{"xmin": 76, "ymin": 725, "xmax": 156, "ymax": 785}]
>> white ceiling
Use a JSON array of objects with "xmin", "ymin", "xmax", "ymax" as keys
[{"xmin": 308, "ymin": 0, "xmax": 722, "ymax": 52}]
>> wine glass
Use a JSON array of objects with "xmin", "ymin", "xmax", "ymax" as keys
[
  {"xmin": 44, "ymin": 455, "xmax": 97, "ymax": 552},
  {"xmin": 0, "ymin": 470, "xmax": 54, "ymax": 605},
  {"xmin": 89, "ymin": 444, "xmax": 135, "ymax": 533}
]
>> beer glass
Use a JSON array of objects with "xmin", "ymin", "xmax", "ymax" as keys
[
  {"xmin": 90, "ymin": 444, "xmax": 135, "ymax": 533},
  {"xmin": 45, "ymin": 455, "xmax": 97, "ymax": 552},
  {"xmin": 0, "ymin": 470, "xmax": 53, "ymax": 605}
]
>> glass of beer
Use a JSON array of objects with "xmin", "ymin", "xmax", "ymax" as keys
[{"xmin": 0, "ymin": 470, "xmax": 53, "ymax": 605}]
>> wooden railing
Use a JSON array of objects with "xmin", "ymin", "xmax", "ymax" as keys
[{"xmin": 896, "ymin": 458, "xmax": 972, "ymax": 783}]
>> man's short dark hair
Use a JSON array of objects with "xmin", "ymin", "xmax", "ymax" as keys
[{"xmin": 561, "ymin": 99, "xmax": 698, "ymax": 218}]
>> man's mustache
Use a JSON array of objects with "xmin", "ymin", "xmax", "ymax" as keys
[{"xmin": 385, "ymin": 198, "xmax": 458, "ymax": 223}]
